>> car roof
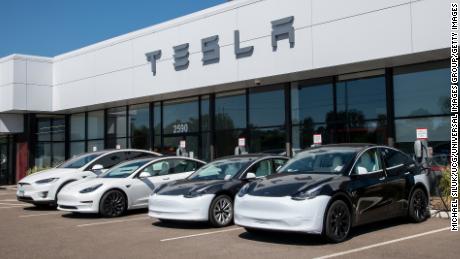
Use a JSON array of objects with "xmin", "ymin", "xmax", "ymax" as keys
[
  {"xmin": 215, "ymin": 153, "xmax": 287, "ymax": 161},
  {"xmin": 117, "ymin": 156, "xmax": 206, "ymax": 165}
]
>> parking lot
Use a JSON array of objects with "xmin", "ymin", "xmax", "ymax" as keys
[{"xmin": 0, "ymin": 187, "xmax": 457, "ymax": 259}]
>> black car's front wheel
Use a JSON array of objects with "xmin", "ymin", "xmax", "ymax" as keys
[
  {"xmin": 323, "ymin": 200, "xmax": 351, "ymax": 243},
  {"xmin": 209, "ymin": 195, "xmax": 233, "ymax": 227},
  {"xmin": 99, "ymin": 190, "xmax": 127, "ymax": 218},
  {"xmin": 408, "ymin": 188, "xmax": 429, "ymax": 223}
]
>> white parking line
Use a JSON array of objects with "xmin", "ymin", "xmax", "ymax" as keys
[
  {"xmin": 160, "ymin": 227, "xmax": 243, "ymax": 242},
  {"xmin": 313, "ymin": 227, "xmax": 450, "ymax": 259},
  {"xmin": 0, "ymin": 199, "xmax": 19, "ymax": 202},
  {"xmin": 76, "ymin": 217, "xmax": 149, "ymax": 227},
  {"xmin": 0, "ymin": 202, "xmax": 27, "ymax": 206},
  {"xmin": 0, "ymin": 206, "xmax": 26, "ymax": 209},
  {"xmin": 0, "ymin": 193, "xmax": 15, "ymax": 195},
  {"xmin": 19, "ymin": 212, "xmax": 63, "ymax": 218}
]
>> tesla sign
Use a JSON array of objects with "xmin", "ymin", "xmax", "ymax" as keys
[{"xmin": 145, "ymin": 16, "xmax": 295, "ymax": 76}]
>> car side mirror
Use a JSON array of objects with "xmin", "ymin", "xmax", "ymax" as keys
[
  {"xmin": 91, "ymin": 164, "xmax": 104, "ymax": 173},
  {"xmin": 246, "ymin": 172, "xmax": 256, "ymax": 179},
  {"xmin": 139, "ymin": 172, "xmax": 151, "ymax": 178}
]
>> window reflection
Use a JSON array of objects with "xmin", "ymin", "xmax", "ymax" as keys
[
  {"xmin": 215, "ymin": 91, "xmax": 246, "ymax": 130},
  {"xmin": 129, "ymin": 104, "xmax": 150, "ymax": 150},
  {"xmin": 249, "ymin": 86, "xmax": 285, "ymax": 128},
  {"xmin": 292, "ymin": 82, "xmax": 333, "ymax": 125},
  {"xmin": 250, "ymin": 127, "xmax": 286, "ymax": 154},
  {"xmin": 163, "ymin": 98, "xmax": 199, "ymax": 134}
]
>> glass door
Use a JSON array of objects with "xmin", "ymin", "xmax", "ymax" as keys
[{"xmin": 0, "ymin": 136, "xmax": 12, "ymax": 185}]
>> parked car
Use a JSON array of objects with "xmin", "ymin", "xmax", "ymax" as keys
[
  {"xmin": 57, "ymin": 156, "xmax": 206, "ymax": 217},
  {"xmin": 16, "ymin": 149, "xmax": 161, "ymax": 207},
  {"xmin": 234, "ymin": 144, "xmax": 430, "ymax": 243},
  {"xmin": 149, "ymin": 154, "xmax": 288, "ymax": 227}
]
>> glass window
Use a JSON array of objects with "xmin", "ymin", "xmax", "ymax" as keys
[
  {"xmin": 215, "ymin": 91, "xmax": 246, "ymax": 130},
  {"xmin": 336, "ymin": 76, "xmax": 387, "ymax": 121},
  {"xmin": 249, "ymin": 87, "xmax": 285, "ymax": 127},
  {"xmin": 87, "ymin": 140, "xmax": 104, "ymax": 152},
  {"xmin": 281, "ymin": 147, "xmax": 357, "ymax": 174},
  {"xmin": 87, "ymin": 110, "xmax": 104, "ymax": 139},
  {"xmin": 292, "ymin": 82, "xmax": 333, "ymax": 125},
  {"xmin": 163, "ymin": 98, "xmax": 199, "ymax": 134},
  {"xmin": 34, "ymin": 143, "xmax": 51, "ymax": 168},
  {"xmin": 153, "ymin": 103, "xmax": 161, "ymax": 136},
  {"xmin": 354, "ymin": 149, "xmax": 382, "ymax": 175},
  {"xmin": 145, "ymin": 161, "xmax": 170, "ymax": 176},
  {"xmin": 201, "ymin": 96, "xmax": 210, "ymax": 131},
  {"xmin": 70, "ymin": 113, "xmax": 85, "ymax": 141},
  {"xmin": 394, "ymin": 63, "xmax": 450, "ymax": 117},
  {"xmin": 292, "ymin": 124, "xmax": 332, "ymax": 149},
  {"xmin": 381, "ymin": 148, "xmax": 411, "ymax": 168},
  {"xmin": 59, "ymin": 153, "xmax": 103, "ymax": 169},
  {"xmin": 36, "ymin": 118, "xmax": 51, "ymax": 142},
  {"xmin": 129, "ymin": 104, "xmax": 150, "ymax": 150},
  {"xmin": 52, "ymin": 143, "xmax": 65, "ymax": 165},
  {"xmin": 107, "ymin": 107, "xmax": 127, "ymax": 139},
  {"xmin": 250, "ymin": 127, "xmax": 286, "ymax": 154},
  {"xmin": 395, "ymin": 116, "xmax": 450, "ymax": 143},
  {"xmin": 91, "ymin": 152, "xmax": 126, "ymax": 169},
  {"xmin": 335, "ymin": 120, "xmax": 387, "ymax": 144},
  {"xmin": 248, "ymin": 159, "xmax": 274, "ymax": 178},
  {"xmin": 273, "ymin": 158, "xmax": 287, "ymax": 171},
  {"xmin": 215, "ymin": 130, "xmax": 247, "ymax": 158},
  {"xmin": 162, "ymin": 136, "xmax": 198, "ymax": 157},
  {"xmin": 101, "ymin": 160, "xmax": 149, "ymax": 178},
  {"xmin": 52, "ymin": 118, "xmax": 66, "ymax": 141},
  {"xmin": 188, "ymin": 159, "xmax": 251, "ymax": 180},
  {"xmin": 168, "ymin": 159, "xmax": 200, "ymax": 174}
]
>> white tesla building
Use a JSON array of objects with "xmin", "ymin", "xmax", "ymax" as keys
[{"xmin": 0, "ymin": 0, "xmax": 453, "ymax": 184}]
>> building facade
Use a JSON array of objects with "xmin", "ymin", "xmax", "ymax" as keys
[{"xmin": 0, "ymin": 0, "xmax": 453, "ymax": 184}]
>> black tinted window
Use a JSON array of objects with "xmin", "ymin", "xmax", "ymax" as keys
[
  {"xmin": 248, "ymin": 159, "xmax": 274, "ymax": 178},
  {"xmin": 91, "ymin": 152, "xmax": 126, "ymax": 169},
  {"xmin": 382, "ymin": 148, "xmax": 411, "ymax": 168},
  {"xmin": 273, "ymin": 159, "xmax": 287, "ymax": 171}
]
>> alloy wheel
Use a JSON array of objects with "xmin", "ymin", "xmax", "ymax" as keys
[
  {"xmin": 325, "ymin": 200, "xmax": 351, "ymax": 243},
  {"xmin": 410, "ymin": 189, "xmax": 428, "ymax": 222},
  {"xmin": 211, "ymin": 196, "xmax": 233, "ymax": 227},
  {"xmin": 101, "ymin": 191, "xmax": 126, "ymax": 217}
]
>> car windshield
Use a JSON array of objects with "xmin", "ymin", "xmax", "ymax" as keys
[
  {"xmin": 57, "ymin": 153, "xmax": 104, "ymax": 169},
  {"xmin": 188, "ymin": 158, "xmax": 251, "ymax": 181},
  {"xmin": 100, "ymin": 160, "xmax": 151, "ymax": 178},
  {"xmin": 279, "ymin": 147, "xmax": 358, "ymax": 175}
]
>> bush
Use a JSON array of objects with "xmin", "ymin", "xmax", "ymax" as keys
[{"xmin": 438, "ymin": 167, "xmax": 451, "ymax": 202}]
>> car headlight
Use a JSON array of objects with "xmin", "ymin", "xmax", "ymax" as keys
[
  {"xmin": 184, "ymin": 186, "xmax": 209, "ymax": 198},
  {"xmin": 79, "ymin": 184, "xmax": 103, "ymax": 194},
  {"xmin": 237, "ymin": 183, "xmax": 250, "ymax": 197},
  {"xmin": 291, "ymin": 186, "xmax": 322, "ymax": 201},
  {"xmin": 35, "ymin": 178, "xmax": 59, "ymax": 184}
]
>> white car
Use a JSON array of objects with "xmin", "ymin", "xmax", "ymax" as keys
[
  {"xmin": 57, "ymin": 157, "xmax": 206, "ymax": 217},
  {"xmin": 17, "ymin": 149, "xmax": 160, "ymax": 207}
]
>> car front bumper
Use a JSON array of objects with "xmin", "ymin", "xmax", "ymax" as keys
[
  {"xmin": 16, "ymin": 183, "xmax": 57, "ymax": 205},
  {"xmin": 234, "ymin": 194, "xmax": 331, "ymax": 234},
  {"xmin": 148, "ymin": 194, "xmax": 215, "ymax": 221},
  {"xmin": 57, "ymin": 192, "xmax": 100, "ymax": 213}
]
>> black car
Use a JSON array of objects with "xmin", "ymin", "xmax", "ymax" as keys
[
  {"xmin": 148, "ymin": 154, "xmax": 288, "ymax": 227},
  {"xmin": 235, "ymin": 144, "xmax": 430, "ymax": 242}
]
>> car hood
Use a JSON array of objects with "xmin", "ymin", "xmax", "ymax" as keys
[
  {"xmin": 156, "ymin": 179, "xmax": 229, "ymax": 196},
  {"xmin": 247, "ymin": 173, "xmax": 339, "ymax": 197},
  {"xmin": 19, "ymin": 168, "xmax": 81, "ymax": 183},
  {"xmin": 61, "ymin": 177, "xmax": 121, "ymax": 193}
]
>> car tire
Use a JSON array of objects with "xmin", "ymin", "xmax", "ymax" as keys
[
  {"xmin": 323, "ymin": 200, "xmax": 351, "ymax": 243},
  {"xmin": 408, "ymin": 188, "xmax": 429, "ymax": 223},
  {"xmin": 99, "ymin": 190, "xmax": 127, "ymax": 218},
  {"xmin": 209, "ymin": 195, "xmax": 233, "ymax": 228}
]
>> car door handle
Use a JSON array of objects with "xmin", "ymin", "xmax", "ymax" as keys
[
  {"xmin": 162, "ymin": 177, "xmax": 170, "ymax": 180},
  {"xmin": 379, "ymin": 177, "xmax": 386, "ymax": 181},
  {"xmin": 404, "ymin": 172, "xmax": 411, "ymax": 175}
]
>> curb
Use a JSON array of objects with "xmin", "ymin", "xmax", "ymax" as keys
[{"xmin": 430, "ymin": 209, "xmax": 451, "ymax": 219}]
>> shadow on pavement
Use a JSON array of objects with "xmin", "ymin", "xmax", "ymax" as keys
[
  {"xmin": 61, "ymin": 208, "xmax": 148, "ymax": 219},
  {"xmin": 153, "ymin": 220, "xmax": 214, "ymax": 230},
  {"xmin": 22, "ymin": 205, "xmax": 57, "ymax": 211},
  {"xmin": 238, "ymin": 217, "xmax": 411, "ymax": 246}
]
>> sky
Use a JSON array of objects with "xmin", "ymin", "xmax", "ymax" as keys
[{"xmin": 0, "ymin": 0, "xmax": 225, "ymax": 58}]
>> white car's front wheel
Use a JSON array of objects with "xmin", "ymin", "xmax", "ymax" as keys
[
  {"xmin": 209, "ymin": 195, "xmax": 233, "ymax": 228},
  {"xmin": 99, "ymin": 190, "xmax": 127, "ymax": 218}
]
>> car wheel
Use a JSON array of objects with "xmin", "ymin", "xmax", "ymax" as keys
[
  {"xmin": 408, "ymin": 188, "xmax": 429, "ymax": 223},
  {"xmin": 99, "ymin": 190, "xmax": 126, "ymax": 218},
  {"xmin": 323, "ymin": 200, "xmax": 351, "ymax": 243},
  {"xmin": 209, "ymin": 195, "xmax": 233, "ymax": 227}
]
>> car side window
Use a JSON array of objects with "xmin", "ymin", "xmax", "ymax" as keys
[
  {"xmin": 126, "ymin": 151, "xmax": 156, "ymax": 160},
  {"xmin": 354, "ymin": 149, "xmax": 382, "ymax": 175},
  {"xmin": 381, "ymin": 148, "xmax": 412, "ymax": 169},
  {"xmin": 272, "ymin": 159, "xmax": 287, "ymax": 172},
  {"xmin": 91, "ymin": 152, "xmax": 126, "ymax": 169},
  {"xmin": 147, "ymin": 161, "xmax": 170, "ymax": 176},
  {"xmin": 168, "ymin": 159, "xmax": 199, "ymax": 174},
  {"xmin": 248, "ymin": 159, "xmax": 274, "ymax": 178}
]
